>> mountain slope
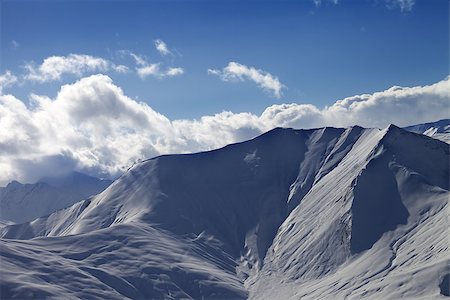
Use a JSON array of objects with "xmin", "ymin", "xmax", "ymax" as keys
[
  {"xmin": 404, "ymin": 119, "xmax": 450, "ymax": 143},
  {"xmin": 251, "ymin": 125, "xmax": 449, "ymax": 299},
  {"xmin": 1, "ymin": 125, "xmax": 448, "ymax": 299},
  {"xmin": 0, "ymin": 172, "xmax": 112, "ymax": 224}
]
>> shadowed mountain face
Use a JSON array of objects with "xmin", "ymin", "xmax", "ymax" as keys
[
  {"xmin": 0, "ymin": 125, "xmax": 449, "ymax": 299},
  {"xmin": 350, "ymin": 155, "xmax": 409, "ymax": 254}
]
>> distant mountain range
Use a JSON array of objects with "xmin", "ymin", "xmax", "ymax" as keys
[
  {"xmin": 0, "ymin": 121, "xmax": 448, "ymax": 299},
  {"xmin": 0, "ymin": 171, "xmax": 112, "ymax": 225},
  {"xmin": 404, "ymin": 118, "xmax": 450, "ymax": 143}
]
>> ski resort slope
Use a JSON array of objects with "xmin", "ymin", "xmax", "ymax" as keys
[{"xmin": 0, "ymin": 125, "xmax": 449, "ymax": 299}]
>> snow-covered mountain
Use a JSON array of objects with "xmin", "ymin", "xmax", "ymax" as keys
[
  {"xmin": 404, "ymin": 119, "xmax": 450, "ymax": 143},
  {"xmin": 0, "ymin": 125, "xmax": 449, "ymax": 299},
  {"xmin": 0, "ymin": 171, "xmax": 112, "ymax": 225}
]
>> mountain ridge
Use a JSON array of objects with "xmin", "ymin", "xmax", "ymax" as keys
[
  {"xmin": 0, "ymin": 124, "xmax": 449, "ymax": 299},
  {"xmin": 404, "ymin": 118, "xmax": 450, "ymax": 143},
  {"xmin": 0, "ymin": 171, "xmax": 112, "ymax": 225}
]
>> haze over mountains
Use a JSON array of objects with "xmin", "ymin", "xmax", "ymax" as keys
[
  {"xmin": 0, "ymin": 172, "xmax": 112, "ymax": 225},
  {"xmin": 0, "ymin": 120, "xmax": 448, "ymax": 299}
]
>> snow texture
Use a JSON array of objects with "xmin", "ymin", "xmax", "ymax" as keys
[
  {"xmin": 404, "ymin": 119, "xmax": 450, "ymax": 143},
  {"xmin": 0, "ymin": 125, "xmax": 449, "ymax": 299}
]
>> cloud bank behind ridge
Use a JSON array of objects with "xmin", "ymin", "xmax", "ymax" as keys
[{"xmin": 0, "ymin": 74, "xmax": 448, "ymax": 185}]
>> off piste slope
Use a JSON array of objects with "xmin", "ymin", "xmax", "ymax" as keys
[
  {"xmin": 251, "ymin": 125, "xmax": 449, "ymax": 299},
  {"xmin": 0, "ymin": 171, "xmax": 112, "ymax": 225},
  {"xmin": 1, "ymin": 125, "xmax": 449, "ymax": 299},
  {"xmin": 404, "ymin": 119, "xmax": 450, "ymax": 143}
]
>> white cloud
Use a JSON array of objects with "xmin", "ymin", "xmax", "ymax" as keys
[
  {"xmin": 128, "ymin": 52, "xmax": 147, "ymax": 67},
  {"xmin": 208, "ymin": 62, "xmax": 286, "ymax": 98},
  {"xmin": 0, "ymin": 71, "xmax": 18, "ymax": 93},
  {"xmin": 385, "ymin": 0, "xmax": 415, "ymax": 12},
  {"xmin": 23, "ymin": 54, "xmax": 123, "ymax": 82},
  {"xmin": 113, "ymin": 64, "xmax": 129, "ymax": 73},
  {"xmin": 120, "ymin": 50, "xmax": 184, "ymax": 79},
  {"xmin": 137, "ymin": 64, "xmax": 161, "ymax": 78},
  {"xmin": 0, "ymin": 74, "xmax": 174, "ymax": 184},
  {"xmin": 0, "ymin": 75, "xmax": 448, "ymax": 185},
  {"xmin": 166, "ymin": 67, "xmax": 184, "ymax": 77},
  {"xmin": 154, "ymin": 39, "xmax": 172, "ymax": 56},
  {"xmin": 21, "ymin": 53, "xmax": 151, "ymax": 82},
  {"xmin": 136, "ymin": 64, "xmax": 183, "ymax": 79}
]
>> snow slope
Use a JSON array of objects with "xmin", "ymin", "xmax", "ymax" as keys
[
  {"xmin": 404, "ymin": 119, "xmax": 450, "ymax": 143},
  {"xmin": 0, "ymin": 125, "xmax": 449, "ymax": 299},
  {"xmin": 0, "ymin": 172, "xmax": 112, "ymax": 225}
]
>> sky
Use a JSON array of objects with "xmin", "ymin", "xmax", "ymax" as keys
[{"xmin": 0, "ymin": 0, "xmax": 449, "ymax": 184}]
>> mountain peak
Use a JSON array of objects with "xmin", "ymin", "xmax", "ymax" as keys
[
  {"xmin": 4, "ymin": 180, "xmax": 22, "ymax": 190},
  {"xmin": 0, "ymin": 171, "xmax": 112, "ymax": 224},
  {"xmin": 38, "ymin": 170, "xmax": 110, "ymax": 187},
  {"xmin": 1, "ymin": 123, "xmax": 448, "ymax": 299},
  {"xmin": 387, "ymin": 123, "xmax": 401, "ymax": 130},
  {"xmin": 403, "ymin": 119, "xmax": 450, "ymax": 143}
]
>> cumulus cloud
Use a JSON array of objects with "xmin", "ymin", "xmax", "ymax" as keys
[
  {"xmin": 23, "ymin": 54, "xmax": 126, "ymax": 82},
  {"xmin": 0, "ymin": 71, "xmax": 18, "ymax": 93},
  {"xmin": 0, "ymin": 74, "xmax": 448, "ymax": 185},
  {"xmin": 136, "ymin": 64, "xmax": 184, "ymax": 79},
  {"xmin": 137, "ymin": 63, "xmax": 161, "ymax": 78},
  {"xmin": 0, "ymin": 74, "xmax": 174, "ymax": 184},
  {"xmin": 208, "ymin": 62, "xmax": 285, "ymax": 98},
  {"xmin": 154, "ymin": 39, "xmax": 172, "ymax": 56},
  {"xmin": 22, "ymin": 51, "xmax": 183, "ymax": 82}
]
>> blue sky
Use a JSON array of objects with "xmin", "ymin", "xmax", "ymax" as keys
[
  {"xmin": 1, "ymin": 0, "xmax": 450, "ymax": 184},
  {"xmin": 1, "ymin": 0, "xmax": 448, "ymax": 119}
]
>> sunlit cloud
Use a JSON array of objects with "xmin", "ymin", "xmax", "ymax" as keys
[
  {"xmin": 1, "ymin": 74, "xmax": 448, "ymax": 185},
  {"xmin": 208, "ymin": 62, "xmax": 285, "ymax": 98},
  {"xmin": 136, "ymin": 63, "xmax": 161, "ymax": 78},
  {"xmin": 166, "ymin": 67, "xmax": 184, "ymax": 77},
  {"xmin": 23, "ymin": 54, "xmax": 124, "ymax": 83},
  {"xmin": 112, "ymin": 64, "xmax": 130, "ymax": 73},
  {"xmin": 0, "ymin": 71, "xmax": 18, "ymax": 93},
  {"xmin": 119, "ymin": 50, "xmax": 184, "ymax": 79},
  {"xmin": 154, "ymin": 39, "xmax": 172, "ymax": 56}
]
